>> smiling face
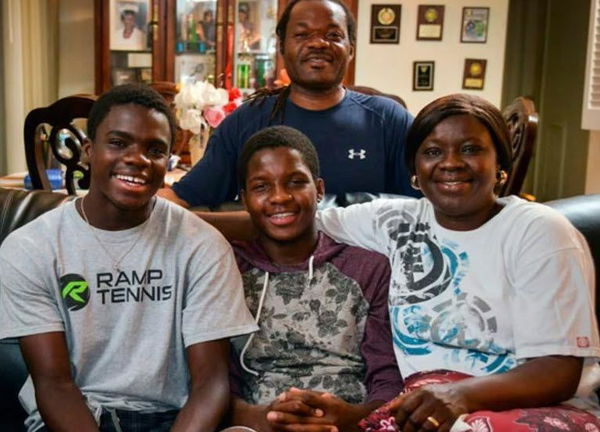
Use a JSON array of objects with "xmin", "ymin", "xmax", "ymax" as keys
[
  {"xmin": 242, "ymin": 146, "xmax": 324, "ymax": 255},
  {"xmin": 84, "ymin": 103, "xmax": 170, "ymax": 227},
  {"xmin": 415, "ymin": 114, "xmax": 501, "ymax": 231},
  {"xmin": 282, "ymin": 0, "xmax": 354, "ymax": 91}
]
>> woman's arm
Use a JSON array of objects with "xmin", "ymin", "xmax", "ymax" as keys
[{"xmin": 392, "ymin": 355, "xmax": 583, "ymax": 432}]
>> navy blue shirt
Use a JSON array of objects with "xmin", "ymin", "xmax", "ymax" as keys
[{"xmin": 173, "ymin": 90, "xmax": 416, "ymax": 207}]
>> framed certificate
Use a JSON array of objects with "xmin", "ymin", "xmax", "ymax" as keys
[
  {"xmin": 370, "ymin": 4, "xmax": 401, "ymax": 44},
  {"xmin": 417, "ymin": 5, "xmax": 444, "ymax": 41},
  {"xmin": 462, "ymin": 59, "xmax": 487, "ymax": 90},
  {"xmin": 413, "ymin": 61, "xmax": 434, "ymax": 91},
  {"xmin": 460, "ymin": 7, "xmax": 489, "ymax": 43}
]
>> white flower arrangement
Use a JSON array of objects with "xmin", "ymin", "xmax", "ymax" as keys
[{"xmin": 174, "ymin": 80, "xmax": 231, "ymax": 134}]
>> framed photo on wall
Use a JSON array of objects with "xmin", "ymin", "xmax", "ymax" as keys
[
  {"xmin": 110, "ymin": 0, "xmax": 150, "ymax": 51},
  {"xmin": 460, "ymin": 7, "xmax": 489, "ymax": 43},
  {"xmin": 370, "ymin": 4, "xmax": 401, "ymax": 44},
  {"xmin": 462, "ymin": 59, "xmax": 487, "ymax": 89},
  {"xmin": 417, "ymin": 5, "xmax": 444, "ymax": 41},
  {"xmin": 413, "ymin": 61, "xmax": 435, "ymax": 90}
]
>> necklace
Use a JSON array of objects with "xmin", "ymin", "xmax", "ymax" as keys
[{"xmin": 78, "ymin": 196, "xmax": 153, "ymax": 273}]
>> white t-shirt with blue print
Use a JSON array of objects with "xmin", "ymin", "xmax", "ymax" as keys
[{"xmin": 316, "ymin": 196, "xmax": 600, "ymax": 409}]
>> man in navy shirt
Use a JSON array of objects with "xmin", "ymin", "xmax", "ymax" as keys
[{"xmin": 160, "ymin": 0, "xmax": 416, "ymax": 208}]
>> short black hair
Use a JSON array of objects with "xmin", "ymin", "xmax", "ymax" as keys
[
  {"xmin": 238, "ymin": 126, "xmax": 320, "ymax": 189},
  {"xmin": 276, "ymin": 0, "xmax": 356, "ymax": 54},
  {"xmin": 405, "ymin": 93, "xmax": 512, "ymax": 175},
  {"xmin": 87, "ymin": 84, "xmax": 177, "ymax": 150}
]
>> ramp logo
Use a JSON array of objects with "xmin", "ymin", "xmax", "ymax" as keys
[{"xmin": 60, "ymin": 274, "xmax": 90, "ymax": 311}]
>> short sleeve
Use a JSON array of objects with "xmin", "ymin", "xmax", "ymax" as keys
[
  {"xmin": 510, "ymin": 212, "xmax": 600, "ymax": 360},
  {"xmin": 182, "ymin": 241, "xmax": 257, "ymax": 347},
  {"xmin": 0, "ymin": 239, "xmax": 64, "ymax": 339},
  {"xmin": 316, "ymin": 200, "xmax": 393, "ymax": 255}
]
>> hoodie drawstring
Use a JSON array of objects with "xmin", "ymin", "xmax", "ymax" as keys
[{"xmin": 239, "ymin": 271, "xmax": 270, "ymax": 376}]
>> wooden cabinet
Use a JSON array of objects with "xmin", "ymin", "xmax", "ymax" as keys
[{"xmin": 94, "ymin": 0, "xmax": 357, "ymax": 94}]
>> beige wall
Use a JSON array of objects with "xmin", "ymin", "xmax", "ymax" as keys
[
  {"xmin": 586, "ymin": 131, "xmax": 600, "ymax": 194},
  {"xmin": 58, "ymin": 0, "xmax": 94, "ymax": 97},
  {"xmin": 354, "ymin": 0, "xmax": 509, "ymax": 114}
]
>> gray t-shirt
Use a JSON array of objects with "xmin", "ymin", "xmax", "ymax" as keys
[{"xmin": 0, "ymin": 198, "xmax": 257, "ymax": 429}]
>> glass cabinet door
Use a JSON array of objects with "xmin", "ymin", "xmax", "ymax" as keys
[
  {"xmin": 233, "ymin": 0, "xmax": 278, "ymax": 93},
  {"xmin": 174, "ymin": 0, "xmax": 219, "ymax": 84},
  {"xmin": 108, "ymin": 0, "xmax": 154, "ymax": 87}
]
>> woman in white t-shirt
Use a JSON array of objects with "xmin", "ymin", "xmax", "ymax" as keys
[{"xmin": 314, "ymin": 94, "xmax": 600, "ymax": 432}]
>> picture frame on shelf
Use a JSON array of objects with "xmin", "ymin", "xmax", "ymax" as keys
[
  {"xmin": 413, "ymin": 61, "xmax": 435, "ymax": 91},
  {"xmin": 460, "ymin": 7, "xmax": 489, "ymax": 43},
  {"xmin": 462, "ymin": 58, "xmax": 487, "ymax": 90},
  {"xmin": 110, "ymin": 0, "xmax": 150, "ymax": 51},
  {"xmin": 417, "ymin": 5, "xmax": 444, "ymax": 41},
  {"xmin": 370, "ymin": 4, "xmax": 401, "ymax": 44},
  {"xmin": 111, "ymin": 68, "xmax": 138, "ymax": 86}
]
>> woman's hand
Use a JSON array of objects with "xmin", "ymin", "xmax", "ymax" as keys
[{"xmin": 390, "ymin": 383, "xmax": 469, "ymax": 432}]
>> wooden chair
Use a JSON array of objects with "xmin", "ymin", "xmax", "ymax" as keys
[
  {"xmin": 24, "ymin": 95, "xmax": 96, "ymax": 195},
  {"xmin": 500, "ymin": 96, "xmax": 538, "ymax": 197}
]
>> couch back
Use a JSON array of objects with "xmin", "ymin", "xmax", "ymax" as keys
[
  {"xmin": 0, "ymin": 188, "xmax": 71, "ymax": 431},
  {"xmin": 545, "ymin": 194, "xmax": 600, "ymax": 320}
]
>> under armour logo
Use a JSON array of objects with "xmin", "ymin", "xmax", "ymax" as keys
[{"xmin": 348, "ymin": 149, "xmax": 366, "ymax": 160}]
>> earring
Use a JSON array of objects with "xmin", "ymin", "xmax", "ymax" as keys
[
  {"xmin": 497, "ymin": 170, "xmax": 508, "ymax": 185},
  {"xmin": 410, "ymin": 175, "xmax": 420, "ymax": 190}
]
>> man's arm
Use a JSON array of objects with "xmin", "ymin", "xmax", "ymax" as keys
[
  {"xmin": 20, "ymin": 332, "xmax": 99, "ymax": 432},
  {"xmin": 157, "ymin": 186, "xmax": 191, "ymax": 208},
  {"xmin": 171, "ymin": 339, "xmax": 231, "ymax": 432},
  {"xmin": 194, "ymin": 210, "xmax": 256, "ymax": 242}
]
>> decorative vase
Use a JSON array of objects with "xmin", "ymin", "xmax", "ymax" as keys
[{"xmin": 188, "ymin": 127, "xmax": 210, "ymax": 166}]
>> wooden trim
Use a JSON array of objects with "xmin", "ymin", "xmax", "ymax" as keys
[
  {"xmin": 164, "ymin": 0, "xmax": 175, "ymax": 81},
  {"xmin": 215, "ymin": 0, "xmax": 234, "ymax": 88},
  {"xmin": 94, "ymin": 0, "xmax": 110, "ymax": 94}
]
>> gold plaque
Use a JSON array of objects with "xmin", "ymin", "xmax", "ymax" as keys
[{"xmin": 378, "ymin": 7, "xmax": 396, "ymax": 25}]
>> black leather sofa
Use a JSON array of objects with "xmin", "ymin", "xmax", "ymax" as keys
[{"xmin": 1, "ymin": 187, "xmax": 599, "ymax": 431}]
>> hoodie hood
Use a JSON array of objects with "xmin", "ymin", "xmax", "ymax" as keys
[{"xmin": 232, "ymin": 232, "xmax": 346, "ymax": 274}]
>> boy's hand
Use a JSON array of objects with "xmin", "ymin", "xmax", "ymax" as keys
[{"xmin": 266, "ymin": 387, "xmax": 363, "ymax": 432}]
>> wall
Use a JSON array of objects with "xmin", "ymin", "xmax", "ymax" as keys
[
  {"xmin": 3, "ymin": 0, "xmax": 27, "ymax": 175},
  {"xmin": 354, "ymin": 0, "xmax": 509, "ymax": 114},
  {"xmin": 58, "ymin": 0, "xmax": 94, "ymax": 97},
  {"xmin": 586, "ymin": 131, "xmax": 600, "ymax": 194},
  {"xmin": 0, "ymin": 3, "xmax": 6, "ymax": 175}
]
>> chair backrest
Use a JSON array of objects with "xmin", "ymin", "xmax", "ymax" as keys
[
  {"xmin": 24, "ymin": 95, "xmax": 96, "ymax": 195},
  {"xmin": 348, "ymin": 85, "xmax": 407, "ymax": 109},
  {"xmin": 500, "ymin": 96, "xmax": 538, "ymax": 197}
]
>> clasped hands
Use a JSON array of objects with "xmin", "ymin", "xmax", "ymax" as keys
[
  {"xmin": 259, "ymin": 383, "xmax": 467, "ymax": 432},
  {"xmin": 263, "ymin": 387, "xmax": 357, "ymax": 432}
]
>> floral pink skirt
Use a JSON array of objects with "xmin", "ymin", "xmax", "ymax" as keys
[{"xmin": 359, "ymin": 370, "xmax": 600, "ymax": 432}]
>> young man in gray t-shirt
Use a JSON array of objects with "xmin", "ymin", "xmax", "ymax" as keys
[{"xmin": 0, "ymin": 84, "xmax": 257, "ymax": 432}]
